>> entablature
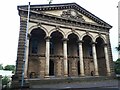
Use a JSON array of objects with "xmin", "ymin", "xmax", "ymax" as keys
[{"xmin": 19, "ymin": 9, "xmax": 109, "ymax": 33}]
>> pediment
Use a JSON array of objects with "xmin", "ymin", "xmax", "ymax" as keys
[
  {"xmin": 44, "ymin": 9, "xmax": 97, "ymax": 24},
  {"xmin": 18, "ymin": 3, "xmax": 112, "ymax": 28}
]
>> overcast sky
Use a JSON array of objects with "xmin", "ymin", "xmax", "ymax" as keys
[{"xmin": 0, "ymin": 0, "xmax": 119, "ymax": 66}]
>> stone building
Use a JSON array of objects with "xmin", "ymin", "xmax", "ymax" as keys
[{"xmin": 12, "ymin": 3, "xmax": 114, "ymax": 87}]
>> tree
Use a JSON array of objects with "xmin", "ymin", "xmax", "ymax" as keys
[
  {"xmin": 2, "ymin": 76, "xmax": 10, "ymax": 89},
  {"xmin": 114, "ymin": 58, "xmax": 120, "ymax": 74},
  {"xmin": 4, "ymin": 65, "xmax": 15, "ymax": 73},
  {"xmin": 116, "ymin": 44, "xmax": 120, "ymax": 51}
]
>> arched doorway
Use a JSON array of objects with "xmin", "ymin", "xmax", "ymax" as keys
[
  {"xmin": 50, "ymin": 31, "xmax": 63, "ymax": 76},
  {"xmin": 82, "ymin": 35, "xmax": 94, "ymax": 76},
  {"xmin": 68, "ymin": 33, "xmax": 79, "ymax": 76},
  {"xmin": 28, "ymin": 28, "xmax": 46, "ymax": 78},
  {"xmin": 96, "ymin": 37, "xmax": 107, "ymax": 76}
]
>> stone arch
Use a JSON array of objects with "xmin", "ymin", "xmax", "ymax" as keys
[
  {"xmin": 80, "ymin": 32, "xmax": 94, "ymax": 42},
  {"xmin": 66, "ymin": 31, "xmax": 80, "ymax": 40},
  {"xmin": 28, "ymin": 26, "xmax": 47, "ymax": 78},
  {"xmin": 28, "ymin": 24, "xmax": 48, "ymax": 36},
  {"xmin": 67, "ymin": 32, "xmax": 79, "ymax": 77},
  {"xmin": 95, "ymin": 36, "xmax": 107, "ymax": 76},
  {"xmin": 49, "ymin": 27, "xmax": 65, "ymax": 38},
  {"xmin": 49, "ymin": 29, "xmax": 64, "ymax": 76},
  {"xmin": 82, "ymin": 34, "xmax": 93, "ymax": 76},
  {"xmin": 95, "ymin": 35, "xmax": 107, "ymax": 43}
]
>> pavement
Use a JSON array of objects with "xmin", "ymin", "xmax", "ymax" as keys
[{"xmin": 30, "ymin": 79, "xmax": 120, "ymax": 90}]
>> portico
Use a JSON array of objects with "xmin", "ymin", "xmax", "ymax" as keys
[
  {"xmin": 12, "ymin": 3, "xmax": 114, "ymax": 88},
  {"xmin": 25, "ymin": 26, "xmax": 112, "ymax": 78}
]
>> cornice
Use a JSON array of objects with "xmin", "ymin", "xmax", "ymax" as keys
[
  {"xmin": 17, "ymin": 3, "xmax": 112, "ymax": 29},
  {"xmin": 19, "ymin": 9, "xmax": 109, "ymax": 33}
]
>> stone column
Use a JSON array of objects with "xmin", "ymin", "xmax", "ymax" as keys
[
  {"xmin": 45, "ymin": 36, "xmax": 50, "ymax": 77},
  {"xmin": 92, "ymin": 42, "xmax": 99, "ymax": 76},
  {"xmin": 63, "ymin": 38, "xmax": 68, "ymax": 77},
  {"xmin": 24, "ymin": 35, "xmax": 30, "ymax": 78},
  {"xmin": 78, "ymin": 40, "xmax": 85, "ymax": 76},
  {"xmin": 104, "ymin": 44, "xmax": 111, "ymax": 76}
]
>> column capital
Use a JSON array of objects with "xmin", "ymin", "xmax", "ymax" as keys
[
  {"xmin": 44, "ymin": 36, "xmax": 51, "ymax": 41},
  {"xmin": 103, "ymin": 43, "xmax": 108, "ymax": 46}
]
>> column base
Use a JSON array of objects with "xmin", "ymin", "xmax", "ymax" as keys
[
  {"xmin": 24, "ymin": 76, "xmax": 28, "ymax": 79},
  {"xmin": 94, "ymin": 71, "xmax": 99, "ymax": 76},
  {"xmin": 44, "ymin": 75, "xmax": 50, "ymax": 79},
  {"xmin": 64, "ymin": 74, "xmax": 68, "ymax": 77},
  {"xmin": 80, "ymin": 73, "xmax": 85, "ymax": 77},
  {"xmin": 94, "ymin": 75, "xmax": 99, "ymax": 77}
]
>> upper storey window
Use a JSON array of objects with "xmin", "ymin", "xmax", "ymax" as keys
[{"xmin": 31, "ymin": 38, "xmax": 38, "ymax": 54}]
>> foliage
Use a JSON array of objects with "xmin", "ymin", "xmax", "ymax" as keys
[
  {"xmin": 0, "ymin": 64, "xmax": 3, "ymax": 70},
  {"xmin": 116, "ymin": 44, "xmax": 120, "ymax": 51},
  {"xmin": 114, "ymin": 58, "xmax": 120, "ymax": 74},
  {"xmin": 4, "ymin": 65, "xmax": 15, "ymax": 73},
  {"xmin": 2, "ymin": 76, "xmax": 11, "ymax": 89}
]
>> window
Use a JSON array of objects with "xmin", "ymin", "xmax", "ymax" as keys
[
  {"xmin": 50, "ymin": 42, "xmax": 54, "ymax": 54},
  {"xmin": 31, "ymin": 39, "xmax": 38, "ymax": 54},
  {"xmin": 88, "ymin": 46, "xmax": 92, "ymax": 56}
]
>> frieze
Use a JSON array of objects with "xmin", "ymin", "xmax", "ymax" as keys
[
  {"xmin": 19, "ymin": 10, "xmax": 109, "ymax": 33},
  {"xmin": 61, "ymin": 9, "xmax": 85, "ymax": 22}
]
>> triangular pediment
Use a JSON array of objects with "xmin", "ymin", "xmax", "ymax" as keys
[
  {"xmin": 44, "ymin": 9, "xmax": 97, "ymax": 24},
  {"xmin": 18, "ymin": 3, "xmax": 112, "ymax": 28}
]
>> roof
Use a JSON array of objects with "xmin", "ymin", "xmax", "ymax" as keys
[{"xmin": 18, "ymin": 3, "xmax": 112, "ymax": 29}]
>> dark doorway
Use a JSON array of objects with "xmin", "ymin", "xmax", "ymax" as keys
[
  {"xmin": 78, "ymin": 61, "xmax": 80, "ymax": 75},
  {"xmin": 49, "ymin": 60, "xmax": 54, "ymax": 76},
  {"xmin": 68, "ymin": 60, "xmax": 70, "ymax": 76}
]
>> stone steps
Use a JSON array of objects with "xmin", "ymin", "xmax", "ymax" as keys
[{"xmin": 28, "ymin": 76, "xmax": 114, "ymax": 86}]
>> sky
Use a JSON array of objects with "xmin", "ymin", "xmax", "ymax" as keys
[{"xmin": 0, "ymin": 0, "xmax": 119, "ymax": 66}]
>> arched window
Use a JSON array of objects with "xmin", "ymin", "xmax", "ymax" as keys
[
  {"xmin": 50, "ymin": 42, "xmax": 54, "ymax": 54},
  {"xmin": 88, "ymin": 45, "xmax": 92, "ymax": 57}
]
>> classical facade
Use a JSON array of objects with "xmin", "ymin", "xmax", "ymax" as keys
[{"xmin": 12, "ymin": 3, "xmax": 114, "ymax": 87}]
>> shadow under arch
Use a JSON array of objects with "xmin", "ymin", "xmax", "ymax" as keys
[
  {"xmin": 66, "ymin": 31, "xmax": 80, "ymax": 40},
  {"xmin": 49, "ymin": 28, "xmax": 65, "ymax": 38},
  {"xmin": 95, "ymin": 37, "xmax": 107, "ymax": 76},
  {"xmin": 28, "ymin": 25, "xmax": 48, "ymax": 36},
  {"xmin": 28, "ymin": 27, "xmax": 46, "ymax": 78},
  {"xmin": 67, "ymin": 33, "xmax": 79, "ymax": 76},
  {"xmin": 49, "ymin": 30, "xmax": 64, "ymax": 76},
  {"xmin": 80, "ymin": 33, "xmax": 94, "ymax": 42},
  {"xmin": 82, "ymin": 35, "xmax": 93, "ymax": 76},
  {"xmin": 94, "ymin": 35, "xmax": 107, "ymax": 44}
]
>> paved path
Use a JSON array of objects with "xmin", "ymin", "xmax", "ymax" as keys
[{"xmin": 30, "ymin": 79, "xmax": 120, "ymax": 89}]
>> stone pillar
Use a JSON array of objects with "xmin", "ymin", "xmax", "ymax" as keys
[
  {"xmin": 78, "ymin": 40, "xmax": 85, "ymax": 76},
  {"xmin": 92, "ymin": 42, "xmax": 99, "ymax": 76},
  {"xmin": 45, "ymin": 36, "xmax": 50, "ymax": 77},
  {"xmin": 24, "ymin": 35, "xmax": 30, "ymax": 78},
  {"xmin": 63, "ymin": 38, "xmax": 68, "ymax": 77},
  {"xmin": 104, "ymin": 44, "xmax": 111, "ymax": 76}
]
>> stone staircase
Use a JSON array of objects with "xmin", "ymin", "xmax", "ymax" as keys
[{"xmin": 28, "ymin": 76, "xmax": 115, "ymax": 88}]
